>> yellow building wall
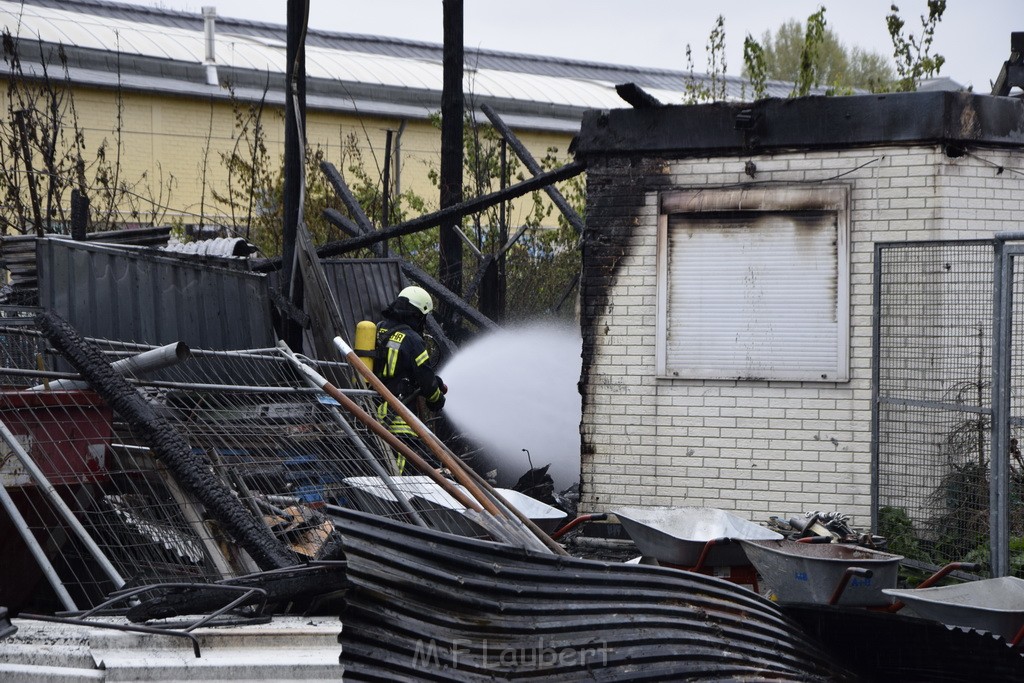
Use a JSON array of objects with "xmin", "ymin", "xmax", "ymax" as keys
[{"xmin": 13, "ymin": 84, "xmax": 575, "ymax": 234}]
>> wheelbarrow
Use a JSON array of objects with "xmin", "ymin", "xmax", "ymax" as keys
[
  {"xmin": 739, "ymin": 538, "xmax": 904, "ymax": 607},
  {"xmin": 613, "ymin": 506, "xmax": 783, "ymax": 591},
  {"xmin": 883, "ymin": 575, "xmax": 1024, "ymax": 645}
]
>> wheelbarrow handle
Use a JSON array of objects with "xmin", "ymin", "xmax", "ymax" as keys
[
  {"xmin": 881, "ymin": 561, "xmax": 985, "ymax": 614},
  {"xmin": 915, "ymin": 562, "xmax": 983, "ymax": 590},
  {"xmin": 550, "ymin": 513, "xmax": 608, "ymax": 541},
  {"xmin": 828, "ymin": 567, "xmax": 874, "ymax": 606},
  {"xmin": 687, "ymin": 537, "xmax": 733, "ymax": 571}
]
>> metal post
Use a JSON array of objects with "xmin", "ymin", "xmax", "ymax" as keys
[
  {"xmin": 870, "ymin": 243, "xmax": 883, "ymax": 533},
  {"xmin": 0, "ymin": 473, "xmax": 78, "ymax": 610},
  {"xmin": 0, "ymin": 420, "xmax": 126, "ymax": 587},
  {"xmin": 991, "ymin": 238, "xmax": 1012, "ymax": 577}
]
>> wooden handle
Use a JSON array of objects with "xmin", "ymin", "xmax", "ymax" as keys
[{"xmin": 333, "ymin": 336, "xmax": 504, "ymax": 517}]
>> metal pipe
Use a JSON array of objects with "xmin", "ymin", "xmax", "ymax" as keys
[
  {"xmin": 0, "ymin": 420, "xmax": 125, "ymax": 588},
  {"xmin": 202, "ymin": 6, "xmax": 216, "ymax": 63},
  {"xmin": 0, "ymin": 472, "xmax": 78, "ymax": 610},
  {"xmin": 551, "ymin": 512, "xmax": 608, "ymax": 540},
  {"xmin": 30, "ymin": 342, "xmax": 191, "ymax": 391}
]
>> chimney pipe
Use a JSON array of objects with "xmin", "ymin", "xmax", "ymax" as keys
[{"xmin": 202, "ymin": 6, "xmax": 218, "ymax": 86}]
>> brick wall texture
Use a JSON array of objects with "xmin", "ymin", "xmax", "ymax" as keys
[{"xmin": 580, "ymin": 144, "xmax": 1024, "ymax": 529}]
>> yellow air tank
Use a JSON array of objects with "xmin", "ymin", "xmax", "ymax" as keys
[{"xmin": 354, "ymin": 320, "xmax": 378, "ymax": 373}]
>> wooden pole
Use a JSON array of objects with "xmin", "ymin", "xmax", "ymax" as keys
[
  {"xmin": 277, "ymin": 343, "xmax": 484, "ymax": 513},
  {"xmin": 332, "ymin": 335, "xmax": 507, "ymax": 517}
]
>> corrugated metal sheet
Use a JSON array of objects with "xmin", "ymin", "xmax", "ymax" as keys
[
  {"xmin": 162, "ymin": 236, "xmax": 254, "ymax": 258},
  {"xmin": 322, "ymin": 258, "xmax": 404, "ymax": 344},
  {"xmin": 36, "ymin": 238, "xmax": 275, "ymax": 351},
  {"xmin": 331, "ymin": 506, "xmax": 854, "ymax": 681},
  {"xmin": 0, "ymin": 229, "xmax": 171, "ymax": 305},
  {"xmin": 783, "ymin": 604, "xmax": 1024, "ymax": 681}
]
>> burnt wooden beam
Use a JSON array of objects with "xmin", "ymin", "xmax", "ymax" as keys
[
  {"xmin": 70, "ymin": 190, "xmax": 88, "ymax": 240},
  {"xmin": 480, "ymin": 103, "xmax": 585, "ymax": 235},
  {"xmin": 281, "ymin": 0, "xmax": 307, "ymax": 351},
  {"xmin": 316, "ymin": 160, "xmax": 584, "ymax": 257},
  {"xmin": 323, "ymin": 208, "xmax": 382, "ymax": 256},
  {"xmin": 615, "ymin": 82, "xmax": 663, "ymax": 109},
  {"xmin": 464, "ymin": 253, "xmax": 495, "ymax": 303},
  {"xmin": 399, "ymin": 260, "xmax": 498, "ymax": 333},
  {"xmin": 323, "ymin": 207, "xmax": 498, "ymax": 334},
  {"xmin": 320, "ymin": 161, "xmax": 376, "ymax": 233}
]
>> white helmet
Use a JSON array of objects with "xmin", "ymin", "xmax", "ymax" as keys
[{"xmin": 399, "ymin": 285, "xmax": 433, "ymax": 315}]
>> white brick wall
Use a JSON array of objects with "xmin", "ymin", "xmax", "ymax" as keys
[{"xmin": 582, "ymin": 144, "xmax": 1024, "ymax": 529}]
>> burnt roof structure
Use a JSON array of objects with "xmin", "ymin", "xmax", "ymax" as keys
[{"xmin": 576, "ymin": 91, "xmax": 1024, "ymax": 159}]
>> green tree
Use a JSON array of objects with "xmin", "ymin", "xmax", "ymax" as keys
[
  {"xmin": 745, "ymin": 11, "xmax": 895, "ymax": 94},
  {"xmin": 887, "ymin": 0, "xmax": 947, "ymax": 91},
  {"xmin": 683, "ymin": 15, "xmax": 728, "ymax": 103}
]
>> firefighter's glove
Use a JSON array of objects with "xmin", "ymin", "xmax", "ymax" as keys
[{"xmin": 428, "ymin": 378, "xmax": 446, "ymax": 410}]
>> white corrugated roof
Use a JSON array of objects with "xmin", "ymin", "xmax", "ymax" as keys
[{"xmin": 0, "ymin": 0, "xmax": 629, "ymax": 111}]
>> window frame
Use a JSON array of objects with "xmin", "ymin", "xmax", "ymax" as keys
[{"xmin": 655, "ymin": 185, "xmax": 850, "ymax": 382}]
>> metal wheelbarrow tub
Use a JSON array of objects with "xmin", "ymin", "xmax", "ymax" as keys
[
  {"xmin": 612, "ymin": 506, "xmax": 782, "ymax": 567},
  {"xmin": 740, "ymin": 539, "xmax": 903, "ymax": 606},
  {"xmin": 882, "ymin": 576, "xmax": 1024, "ymax": 641}
]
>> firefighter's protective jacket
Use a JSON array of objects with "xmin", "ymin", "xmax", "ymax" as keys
[{"xmin": 374, "ymin": 318, "xmax": 445, "ymax": 437}]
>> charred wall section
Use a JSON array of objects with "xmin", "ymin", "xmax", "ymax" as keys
[{"xmin": 579, "ymin": 155, "xmax": 669, "ymax": 501}]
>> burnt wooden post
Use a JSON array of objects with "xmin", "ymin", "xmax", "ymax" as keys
[
  {"xmin": 70, "ymin": 190, "xmax": 88, "ymax": 240},
  {"xmin": 439, "ymin": 0, "xmax": 464, "ymax": 327},
  {"xmin": 282, "ymin": 0, "xmax": 307, "ymax": 349}
]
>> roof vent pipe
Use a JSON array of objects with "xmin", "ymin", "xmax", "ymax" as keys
[{"xmin": 202, "ymin": 6, "xmax": 218, "ymax": 86}]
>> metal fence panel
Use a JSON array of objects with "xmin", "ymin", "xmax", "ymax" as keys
[{"xmin": 873, "ymin": 240, "xmax": 997, "ymax": 572}]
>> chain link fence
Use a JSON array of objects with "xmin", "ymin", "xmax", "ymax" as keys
[{"xmin": 873, "ymin": 240, "xmax": 1004, "ymax": 575}]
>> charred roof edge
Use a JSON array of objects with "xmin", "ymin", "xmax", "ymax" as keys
[{"xmin": 575, "ymin": 92, "xmax": 1024, "ymax": 158}]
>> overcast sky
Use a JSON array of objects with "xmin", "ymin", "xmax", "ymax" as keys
[{"xmin": 127, "ymin": 1, "xmax": 1018, "ymax": 92}]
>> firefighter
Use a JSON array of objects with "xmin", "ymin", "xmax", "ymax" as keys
[{"xmin": 374, "ymin": 286, "xmax": 447, "ymax": 473}]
